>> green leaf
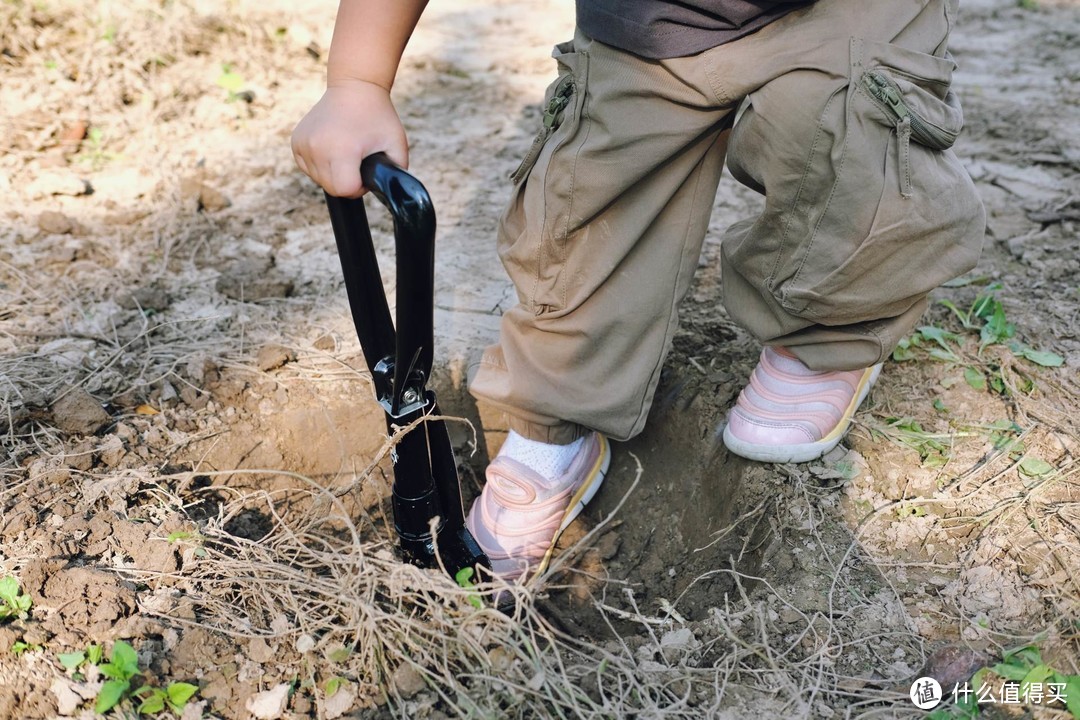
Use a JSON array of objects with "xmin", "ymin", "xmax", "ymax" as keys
[
  {"xmin": 932, "ymin": 398, "xmax": 948, "ymax": 413},
  {"xmin": 892, "ymin": 336, "xmax": 917, "ymax": 362},
  {"xmin": 1017, "ymin": 346, "xmax": 1065, "ymax": 367},
  {"xmin": 0, "ymin": 577, "xmax": 19, "ymax": 606},
  {"xmin": 58, "ymin": 651, "xmax": 85, "ymax": 671},
  {"xmin": 1019, "ymin": 457, "xmax": 1054, "ymax": 477},
  {"xmin": 455, "ymin": 566, "xmax": 483, "ymax": 609},
  {"xmin": 87, "ymin": 644, "xmax": 103, "ymax": 665},
  {"xmin": 993, "ymin": 662, "xmax": 1029, "ymax": 682},
  {"xmin": 918, "ymin": 325, "xmax": 960, "ymax": 345},
  {"xmin": 1020, "ymin": 664, "xmax": 1054, "ymax": 698},
  {"xmin": 1003, "ymin": 644, "xmax": 1042, "ymax": 667},
  {"xmin": 95, "ymin": 679, "xmax": 130, "ymax": 714},
  {"xmin": 922, "ymin": 453, "xmax": 949, "ymax": 469},
  {"xmin": 942, "ymin": 274, "xmax": 991, "ymax": 288},
  {"xmin": 216, "ymin": 66, "xmax": 245, "ymax": 93},
  {"xmin": 137, "ymin": 690, "xmax": 166, "ymax": 714},
  {"xmin": 964, "ymin": 367, "xmax": 986, "ymax": 390},
  {"xmin": 929, "ymin": 348, "xmax": 962, "ymax": 363},
  {"xmin": 324, "ymin": 676, "xmax": 345, "ymax": 698},
  {"xmin": 327, "ymin": 645, "xmax": 352, "ymax": 664},
  {"xmin": 99, "ymin": 663, "xmax": 127, "ymax": 680},
  {"xmin": 110, "ymin": 640, "xmax": 139, "ymax": 678},
  {"xmin": 1062, "ymin": 674, "xmax": 1080, "ymax": 718},
  {"xmin": 938, "ymin": 299, "xmax": 976, "ymax": 329},
  {"xmin": 979, "ymin": 302, "xmax": 1015, "ymax": 346},
  {"xmin": 167, "ymin": 682, "xmax": 198, "ymax": 708}
]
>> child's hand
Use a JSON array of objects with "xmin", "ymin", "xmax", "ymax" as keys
[{"xmin": 291, "ymin": 80, "xmax": 408, "ymax": 198}]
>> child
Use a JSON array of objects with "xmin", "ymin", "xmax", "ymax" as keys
[{"xmin": 292, "ymin": 0, "xmax": 985, "ymax": 579}]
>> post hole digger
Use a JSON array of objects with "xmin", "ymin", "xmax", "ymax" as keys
[{"xmin": 324, "ymin": 152, "xmax": 490, "ymax": 585}]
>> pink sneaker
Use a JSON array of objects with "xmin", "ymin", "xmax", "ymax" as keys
[
  {"xmin": 723, "ymin": 347, "xmax": 882, "ymax": 463},
  {"xmin": 466, "ymin": 433, "xmax": 611, "ymax": 581}
]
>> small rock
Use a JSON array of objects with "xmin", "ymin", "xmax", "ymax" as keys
[
  {"xmin": 246, "ymin": 637, "xmax": 275, "ymax": 663},
  {"xmin": 38, "ymin": 337, "xmax": 94, "ymax": 368},
  {"xmin": 912, "ymin": 643, "xmax": 995, "ymax": 690},
  {"xmin": 245, "ymin": 683, "xmax": 290, "ymax": 720},
  {"xmin": 27, "ymin": 171, "xmax": 92, "ymax": 198},
  {"xmin": 65, "ymin": 440, "xmax": 96, "ymax": 471},
  {"xmin": 216, "ymin": 272, "xmax": 294, "ymax": 301},
  {"xmin": 0, "ymin": 627, "xmax": 17, "ymax": 653},
  {"xmin": 38, "ymin": 210, "xmax": 75, "ymax": 235},
  {"xmin": 97, "ymin": 435, "xmax": 126, "ymax": 467},
  {"xmin": 198, "ymin": 184, "xmax": 231, "ymax": 212},
  {"xmin": 295, "ymin": 634, "xmax": 315, "ymax": 653},
  {"xmin": 179, "ymin": 700, "xmax": 206, "ymax": 720},
  {"xmin": 595, "ymin": 531, "xmax": 621, "ymax": 560},
  {"xmin": 257, "ymin": 344, "xmax": 295, "ymax": 372},
  {"xmin": 50, "ymin": 387, "xmax": 111, "ymax": 435},
  {"xmin": 659, "ymin": 628, "xmax": 699, "ymax": 663},
  {"xmin": 50, "ymin": 679, "xmax": 83, "ymax": 716},
  {"xmin": 58, "ymin": 120, "xmax": 89, "ymax": 152},
  {"xmin": 180, "ymin": 176, "xmax": 230, "ymax": 213},
  {"xmin": 391, "ymin": 663, "xmax": 426, "ymax": 699},
  {"xmin": 323, "ymin": 683, "xmax": 356, "ymax": 719},
  {"xmin": 22, "ymin": 623, "xmax": 48, "ymax": 646},
  {"xmin": 117, "ymin": 286, "xmax": 171, "ymax": 312},
  {"xmin": 313, "ymin": 335, "xmax": 336, "ymax": 352},
  {"xmin": 158, "ymin": 380, "xmax": 179, "ymax": 403}
]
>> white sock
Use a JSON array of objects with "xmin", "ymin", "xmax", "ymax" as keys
[{"xmin": 498, "ymin": 430, "xmax": 583, "ymax": 480}]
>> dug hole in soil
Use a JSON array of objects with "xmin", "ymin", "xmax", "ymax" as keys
[{"xmin": 1, "ymin": 0, "xmax": 1078, "ymax": 718}]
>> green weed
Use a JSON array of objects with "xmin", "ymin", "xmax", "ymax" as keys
[
  {"xmin": 96, "ymin": 640, "xmax": 141, "ymax": 714},
  {"xmin": 324, "ymin": 676, "xmax": 348, "ymax": 698},
  {"xmin": 0, "ymin": 576, "xmax": 32, "ymax": 621},
  {"xmin": 927, "ymin": 644, "xmax": 1080, "ymax": 718},
  {"xmin": 877, "ymin": 417, "xmax": 952, "ymax": 467},
  {"xmin": 57, "ymin": 640, "xmax": 198, "ymax": 716},
  {"xmin": 133, "ymin": 682, "xmax": 199, "ymax": 715},
  {"xmin": 216, "ymin": 63, "xmax": 246, "ymax": 102},
  {"xmin": 11, "ymin": 641, "xmax": 42, "ymax": 655},
  {"xmin": 894, "ymin": 285, "xmax": 1063, "ymax": 375}
]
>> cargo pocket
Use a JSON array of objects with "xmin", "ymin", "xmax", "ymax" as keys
[
  {"xmin": 774, "ymin": 37, "xmax": 984, "ymax": 323},
  {"xmin": 508, "ymin": 40, "xmax": 587, "ymax": 185},
  {"xmin": 498, "ymin": 37, "xmax": 590, "ymax": 315}
]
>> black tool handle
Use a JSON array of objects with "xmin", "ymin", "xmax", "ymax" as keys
[
  {"xmin": 325, "ymin": 154, "xmax": 435, "ymax": 417},
  {"xmin": 324, "ymin": 154, "xmax": 489, "ymax": 579}
]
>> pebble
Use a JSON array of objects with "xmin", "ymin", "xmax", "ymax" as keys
[
  {"xmin": 50, "ymin": 387, "xmax": 111, "ymax": 435},
  {"xmin": 391, "ymin": 663, "xmax": 426, "ymax": 699},
  {"xmin": 257, "ymin": 344, "xmax": 295, "ymax": 372},
  {"xmin": 38, "ymin": 210, "xmax": 75, "ymax": 235},
  {"xmin": 245, "ymin": 683, "xmax": 290, "ymax": 720},
  {"xmin": 27, "ymin": 171, "xmax": 92, "ymax": 198}
]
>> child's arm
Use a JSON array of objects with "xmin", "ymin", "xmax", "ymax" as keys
[{"xmin": 292, "ymin": 0, "xmax": 429, "ymax": 197}]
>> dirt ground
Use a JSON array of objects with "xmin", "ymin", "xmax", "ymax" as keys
[{"xmin": 1, "ymin": 0, "xmax": 1078, "ymax": 718}]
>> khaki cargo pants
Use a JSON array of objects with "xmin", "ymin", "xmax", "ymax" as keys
[{"xmin": 469, "ymin": 0, "xmax": 986, "ymax": 443}]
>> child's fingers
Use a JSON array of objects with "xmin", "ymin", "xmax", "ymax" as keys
[{"xmin": 327, "ymin": 157, "xmax": 365, "ymax": 199}]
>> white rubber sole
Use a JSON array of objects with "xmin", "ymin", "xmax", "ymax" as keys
[{"xmin": 722, "ymin": 364, "xmax": 882, "ymax": 464}]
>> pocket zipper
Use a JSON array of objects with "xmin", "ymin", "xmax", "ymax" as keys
[
  {"xmin": 510, "ymin": 75, "xmax": 576, "ymax": 184},
  {"xmin": 862, "ymin": 71, "xmax": 956, "ymax": 150},
  {"xmin": 862, "ymin": 71, "xmax": 957, "ymax": 199}
]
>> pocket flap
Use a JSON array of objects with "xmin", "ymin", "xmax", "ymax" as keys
[{"xmin": 856, "ymin": 37, "xmax": 964, "ymax": 149}]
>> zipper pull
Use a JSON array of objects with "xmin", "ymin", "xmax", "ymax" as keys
[
  {"xmin": 543, "ymin": 77, "xmax": 575, "ymax": 130},
  {"xmin": 864, "ymin": 72, "xmax": 910, "ymax": 122}
]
